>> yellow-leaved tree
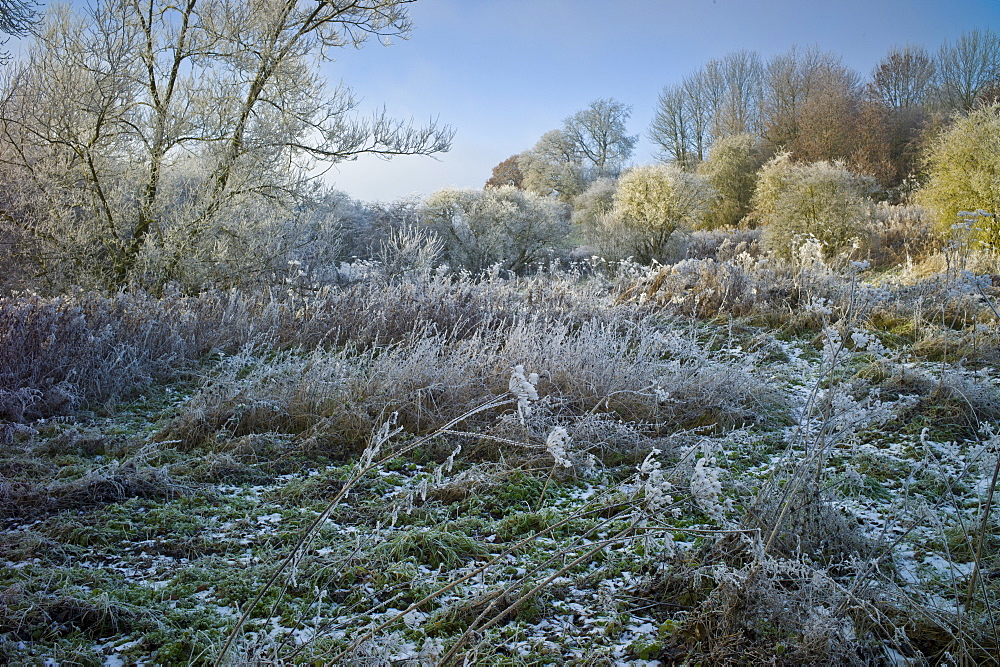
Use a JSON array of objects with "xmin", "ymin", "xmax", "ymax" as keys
[{"xmin": 918, "ymin": 103, "xmax": 1000, "ymax": 248}]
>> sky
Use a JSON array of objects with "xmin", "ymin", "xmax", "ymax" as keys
[{"xmin": 323, "ymin": 0, "xmax": 1000, "ymax": 203}]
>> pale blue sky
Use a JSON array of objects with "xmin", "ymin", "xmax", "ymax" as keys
[{"xmin": 326, "ymin": 0, "xmax": 1000, "ymax": 202}]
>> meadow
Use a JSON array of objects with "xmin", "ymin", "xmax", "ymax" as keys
[{"xmin": 2, "ymin": 218, "xmax": 998, "ymax": 665}]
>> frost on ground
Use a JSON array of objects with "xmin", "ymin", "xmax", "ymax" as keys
[{"xmin": 1, "ymin": 259, "xmax": 998, "ymax": 665}]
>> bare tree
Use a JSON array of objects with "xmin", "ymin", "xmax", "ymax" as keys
[
  {"xmin": 795, "ymin": 58, "xmax": 861, "ymax": 162},
  {"xmin": 0, "ymin": 0, "xmax": 453, "ymax": 290},
  {"xmin": 649, "ymin": 84, "xmax": 696, "ymax": 169},
  {"xmin": 715, "ymin": 50, "xmax": 764, "ymax": 138},
  {"xmin": 561, "ymin": 97, "xmax": 637, "ymax": 178},
  {"xmin": 761, "ymin": 46, "xmax": 861, "ymax": 162},
  {"xmin": 683, "ymin": 69, "xmax": 716, "ymax": 163},
  {"xmin": 649, "ymin": 71, "xmax": 715, "ymax": 169},
  {"xmin": 869, "ymin": 45, "xmax": 936, "ymax": 110},
  {"xmin": 761, "ymin": 46, "xmax": 818, "ymax": 152},
  {"xmin": 934, "ymin": 28, "xmax": 1000, "ymax": 112},
  {"xmin": 860, "ymin": 45, "xmax": 935, "ymax": 189}
]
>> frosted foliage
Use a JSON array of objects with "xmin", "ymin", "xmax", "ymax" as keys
[
  {"xmin": 545, "ymin": 426, "xmax": 573, "ymax": 468},
  {"xmin": 615, "ymin": 165, "xmax": 716, "ymax": 232},
  {"xmin": 918, "ymin": 103, "xmax": 1000, "ymax": 246},
  {"xmin": 691, "ymin": 453, "xmax": 725, "ymax": 521},
  {"xmin": 593, "ymin": 164, "xmax": 716, "ymax": 263},
  {"xmin": 420, "ymin": 186, "xmax": 569, "ymax": 273},
  {"xmin": 754, "ymin": 153, "xmax": 877, "ymax": 260},
  {"xmin": 635, "ymin": 449, "xmax": 677, "ymax": 517},
  {"xmin": 509, "ymin": 364, "xmax": 539, "ymax": 423}
]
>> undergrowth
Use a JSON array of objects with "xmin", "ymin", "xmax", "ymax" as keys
[{"xmin": 2, "ymin": 245, "xmax": 999, "ymax": 665}]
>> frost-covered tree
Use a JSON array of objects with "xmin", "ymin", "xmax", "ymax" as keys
[
  {"xmin": 519, "ymin": 130, "xmax": 586, "ymax": 202},
  {"xmin": 0, "ymin": 0, "xmax": 37, "ymax": 62},
  {"xmin": 520, "ymin": 98, "xmax": 636, "ymax": 200},
  {"xmin": 753, "ymin": 153, "xmax": 877, "ymax": 259},
  {"xmin": 591, "ymin": 165, "xmax": 716, "ymax": 263},
  {"xmin": 562, "ymin": 98, "xmax": 637, "ymax": 178},
  {"xmin": 699, "ymin": 133, "xmax": 767, "ymax": 228},
  {"xmin": 0, "ymin": 0, "xmax": 453, "ymax": 291},
  {"xmin": 420, "ymin": 186, "xmax": 569, "ymax": 273},
  {"xmin": 918, "ymin": 103, "xmax": 1000, "ymax": 246}
]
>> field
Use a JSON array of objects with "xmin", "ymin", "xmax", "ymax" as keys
[{"xmin": 2, "ymin": 231, "xmax": 999, "ymax": 665}]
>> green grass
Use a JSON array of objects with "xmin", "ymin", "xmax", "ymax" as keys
[{"xmin": 4, "ymin": 265, "xmax": 1000, "ymax": 664}]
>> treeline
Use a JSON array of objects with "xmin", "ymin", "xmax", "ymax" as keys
[
  {"xmin": 647, "ymin": 39, "xmax": 995, "ymax": 191},
  {"xmin": 467, "ymin": 30, "xmax": 1000, "ymax": 270},
  {"xmin": 0, "ymin": 3, "xmax": 998, "ymax": 296},
  {"xmin": 495, "ymin": 32, "xmax": 1000, "ymax": 199}
]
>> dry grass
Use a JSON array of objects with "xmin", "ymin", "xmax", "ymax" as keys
[
  {"xmin": 3, "ymin": 253, "xmax": 1000, "ymax": 665},
  {"xmin": 156, "ymin": 310, "xmax": 785, "ymax": 460}
]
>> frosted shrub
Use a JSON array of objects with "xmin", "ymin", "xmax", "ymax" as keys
[
  {"xmin": 571, "ymin": 177, "xmax": 617, "ymax": 233},
  {"xmin": 420, "ymin": 186, "xmax": 570, "ymax": 273},
  {"xmin": 869, "ymin": 202, "xmax": 938, "ymax": 269},
  {"xmin": 682, "ymin": 228, "xmax": 762, "ymax": 262},
  {"xmin": 753, "ymin": 153, "xmax": 877, "ymax": 261},
  {"xmin": 621, "ymin": 254, "xmax": 779, "ymax": 319},
  {"xmin": 372, "ymin": 223, "xmax": 444, "ymax": 283},
  {"xmin": 698, "ymin": 133, "xmax": 767, "ymax": 229},
  {"xmin": 918, "ymin": 103, "xmax": 1000, "ymax": 247},
  {"xmin": 587, "ymin": 164, "xmax": 717, "ymax": 264},
  {"xmin": 0, "ymin": 290, "xmax": 242, "ymax": 419}
]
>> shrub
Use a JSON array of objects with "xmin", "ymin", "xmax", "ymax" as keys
[
  {"xmin": 753, "ymin": 153, "xmax": 878, "ymax": 261},
  {"xmin": 589, "ymin": 165, "xmax": 716, "ymax": 264},
  {"xmin": 918, "ymin": 103, "xmax": 1000, "ymax": 247},
  {"xmin": 158, "ymin": 308, "xmax": 784, "ymax": 453},
  {"xmin": 372, "ymin": 224, "xmax": 444, "ymax": 283},
  {"xmin": 420, "ymin": 186, "xmax": 570, "ymax": 273},
  {"xmin": 571, "ymin": 177, "xmax": 617, "ymax": 243},
  {"xmin": 682, "ymin": 228, "xmax": 763, "ymax": 262},
  {"xmin": 0, "ymin": 290, "xmax": 236, "ymax": 420},
  {"xmin": 698, "ymin": 133, "xmax": 768, "ymax": 229},
  {"xmin": 867, "ymin": 203, "xmax": 939, "ymax": 269}
]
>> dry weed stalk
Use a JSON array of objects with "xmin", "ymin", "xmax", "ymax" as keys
[{"xmin": 215, "ymin": 395, "xmax": 513, "ymax": 665}]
